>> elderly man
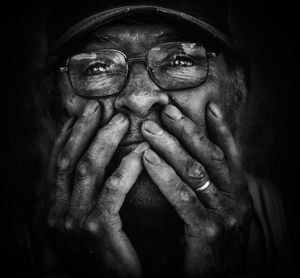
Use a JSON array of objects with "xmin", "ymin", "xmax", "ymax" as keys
[{"xmin": 31, "ymin": 0, "xmax": 290, "ymax": 277}]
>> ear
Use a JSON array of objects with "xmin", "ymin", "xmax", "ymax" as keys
[
  {"xmin": 233, "ymin": 65, "xmax": 248, "ymax": 105},
  {"xmin": 232, "ymin": 65, "xmax": 249, "ymax": 154}
]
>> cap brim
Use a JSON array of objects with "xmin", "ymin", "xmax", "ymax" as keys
[{"xmin": 49, "ymin": 4, "xmax": 235, "ymax": 56}]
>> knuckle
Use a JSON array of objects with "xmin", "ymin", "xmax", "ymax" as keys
[
  {"xmin": 224, "ymin": 199, "xmax": 253, "ymax": 230},
  {"xmin": 210, "ymin": 145, "xmax": 226, "ymax": 167},
  {"xmin": 82, "ymin": 217, "xmax": 101, "ymax": 236},
  {"xmin": 75, "ymin": 159, "xmax": 92, "ymax": 180},
  {"xmin": 64, "ymin": 218, "xmax": 76, "ymax": 231},
  {"xmin": 195, "ymin": 130, "xmax": 206, "ymax": 142},
  {"xmin": 178, "ymin": 184, "xmax": 197, "ymax": 204},
  {"xmin": 187, "ymin": 159, "xmax": 207, "ymax": 182},
  {"xmin": 190, "ymin": 129, "xmax": 206, "ymax": 146},
  {"xmin": 113, "ymin": 168, "xmax": 126, "ymax": 181},
  {"xmin": 225, "ymin": 215, "xmax": 240, "ymax": 229},
  {"xmin": 76, "ymin": 122, "xmax": 86, "ymax": 132},
  {"xmin": 56, "ymin": 154, "xmax": 72, "ymax": 173},
  {"xmin": 64, "ymin": 211, "xmax": 85, "ymax": 232},
  {"xmin": 47, "ymin": 216, "xmax": 64, "ymax": 232},
  {"xmin": 165, "ymin": 172, "xmax": 181, "ymax": 187},
  {"xmin": 203, "ymin": 221, "xmax": 222, "ymax": 242},
  {"xmin": 103, "ymin": 176, "xmax": 122, "ymax": 194},
  {"xmin": 178, "ymin": 186, "xmax": 191, "ymax": 202},
  {"xmin": 67, "ymin": 136, "xmax": 76, "ymax": 146},
  {"xmin": 47, "ymin": 217, "xmax": 57, "ymax": 229},
  {"xmin": 80, "ymin": 213, "xmax": 105, "ymax": 237},
  {"xmin": 106, "ymin": 175, "xmax": 121, "ymax": 188}
]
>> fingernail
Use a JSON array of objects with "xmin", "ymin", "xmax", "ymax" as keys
[
  {"xmin": 110, "ymin": 113, "xmax": 126, "ymax": 125},
  {"xmin": 133, "ymin": 142, "xmax": 150, "ymax": 154},
  {"xmin": 209, "ymin": 102, "xmax": 222, "ymax": 118},
  {"xmin": 83, "ymin": 101, "xmax": 99, "ymax": 116},
  {"xmin": 143, "ymin": 121, "xmax": 163, "ymax": 135},
  {"xmin": 144, "ymin": 149, "xmax": 161, "ymax": 165},
  {"xmin": 164, "ymin": 105, "xmax": 183, "ymax": 120}
]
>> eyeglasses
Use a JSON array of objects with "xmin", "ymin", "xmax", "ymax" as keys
[{"xmin": 59, "ymin": 42, "xmax": 216, "ymax": 98}]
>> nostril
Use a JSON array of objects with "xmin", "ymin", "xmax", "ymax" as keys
[
  {"xmin": 114, "ymin": 89, "xmax": 170, "ymax": 118},
  {"xmin": 114, "ymin": 102, "xmax": 132, "ymax": 114},
  {"xmin": 151, "ymin": 102, "xmax": 167, "ymax": 116},
  {"xmin": 114, "ymin": 95, "xmax": 129, "ymax": 112}
]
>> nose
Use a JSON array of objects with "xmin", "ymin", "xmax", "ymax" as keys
[{"xmin": 114, "ymin": 63, "xmax": 169, "ymax": 117}]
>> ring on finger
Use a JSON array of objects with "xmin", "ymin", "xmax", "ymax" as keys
[{"xmin": 195, "ymin": 180, "xmax": 211, "ymax": 193}]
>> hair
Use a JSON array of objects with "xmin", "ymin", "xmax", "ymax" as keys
[{"xmin": 29, "ymin": 57, "xmax": 64, "ymax": 191}]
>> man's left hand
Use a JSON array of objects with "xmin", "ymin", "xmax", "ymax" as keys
[{"xmin": 141, "ymin": 102, "xmax": 253, "ymax": 276}]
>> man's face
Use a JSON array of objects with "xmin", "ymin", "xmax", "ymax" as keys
[{"xmin": 57, "ymin": 19, "xmax": 239, "ymax": 234}]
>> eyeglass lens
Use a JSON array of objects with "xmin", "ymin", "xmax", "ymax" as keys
[{"xmin": 68, "ymin": 42, "xmax": 208, "ymax": 98}]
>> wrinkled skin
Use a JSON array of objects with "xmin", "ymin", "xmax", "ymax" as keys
[{"xmin": 44, "ymin": 22, "xmax": 253, "ymax": 277}]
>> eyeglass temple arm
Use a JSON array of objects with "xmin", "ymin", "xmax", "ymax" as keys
[
  {"xmin": 207, "ymin": 52, "xmax": 216, "ymax": 58},
  {"xmin": 60, "ymin": 67, "xmax": 68, "ymax": 72}
]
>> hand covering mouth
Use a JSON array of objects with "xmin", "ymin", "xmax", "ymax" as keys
[{"xmin": 119, "ymin": 112, "xmax": 162, "ymax": 146}]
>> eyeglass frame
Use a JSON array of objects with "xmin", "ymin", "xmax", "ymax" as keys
[{"xmin": 59, "ymin": 41, "xmax": 217, "ymax": 99}]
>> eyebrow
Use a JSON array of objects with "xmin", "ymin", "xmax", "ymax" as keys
[
  {"xmin": 88, "ymin": 31, "xmax": 185, "ymax": 45},
  {"xmin": 89, "ymin": 32, "xmax": 120, "ymax": 44},
  {"xmin": 156, "ymin": 33, "xmax": 187, "ymax": 43}
]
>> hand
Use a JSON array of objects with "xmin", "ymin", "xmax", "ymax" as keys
[
  {"xmin": 141, "ymin": 103, "xmax": 253, "ymax": 277},
  {"xmin": 43, "ymin": 101, "xmax": 147, "ymax": 277}
]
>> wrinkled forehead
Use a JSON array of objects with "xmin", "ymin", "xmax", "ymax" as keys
[
  {"xmin": 84, "ymin": 23, "xmax": 183, "ymax": 55},
  {"xmin": 64, "ymin": 15, "xmax": 221, "ymax": 57}
]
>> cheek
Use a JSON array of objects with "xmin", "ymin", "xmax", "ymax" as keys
[
  {"xmin": 58, "ymin": 74, "xmax": 88, "ymax": 117},
  {"xmin": 58, "ymin": 74, "xmax": 117, "ymax": 121},
  {"xmin": 169, "ymin": 80, "xmax": 221, "ymax": 126},
  {"xmin": 169, "ymin": 56, "xmax": 236, "ymax": 128}
]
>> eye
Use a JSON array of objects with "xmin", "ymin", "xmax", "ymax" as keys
[
  {"xmin": 169, "ymin": 55, "xmax": 194, "ymax": 67},
  {"xmin": 85, "ymin": 62, "xmax": 111, "ymax": 75}
]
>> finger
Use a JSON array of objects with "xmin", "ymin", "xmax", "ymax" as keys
[
  {"xmin": 67, "ymin": 113, "xmax": 129, "ymax": 220},
  {"xmin": 141, "ymin": 120, "xmax": 210, "ymax": 191},
  {"xmin": 194, "ymin": 180, "xmax": 228, "ymax": 211},
  {"xmin": 141, "ymin": 120, "xmax": 227, "ymax": 209},
  {"xmin": 58, "ymin": 100, "xmax": 101, "ymax": 175},
  {"xmin": 94, "ymin": 142, "xmax": 149, "ymax": 217},
  {"xmin": 78, "ymin": 143, "xmax": 147, "ymax": 278},
  {"xmin": 206, "ymin": 102, "xmax": 247, "ymax": 195},
  {"xmin": 50, "ymin": 101, "xmax": 101, "ymax": 222},
  {"xmin": 206, "ymin": 102, "xmax": 242, "ymax": 174},
  {"xmin": 47, "ymin": 118, "xmax": 74, "ymax": 226},
  {"xmin": 47, "ymin": 117, "xmax": 75, "ymax": 184},
  {"xmin": 161, "ymin": 104, "xmax": 231, "ymax": 189},
  {"xmin": 143, "ymin": 149, "xmax": 206, "ymax": 228}
]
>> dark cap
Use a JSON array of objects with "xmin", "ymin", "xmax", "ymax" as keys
[{"xmin": 47, "ymin": 0, "xmax": 234, "ymax": 56}]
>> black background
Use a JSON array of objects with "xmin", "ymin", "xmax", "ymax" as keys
[{"xmin": 2, "ymin": 0, "xmax": 299, "ymax": 276}]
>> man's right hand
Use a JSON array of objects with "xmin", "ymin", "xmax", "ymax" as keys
[{"xmin": 44, "ymin": 100, "xmax": 147, "ymax": 277}]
